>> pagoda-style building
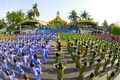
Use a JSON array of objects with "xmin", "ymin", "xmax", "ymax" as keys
[{"xmin": 48, "ymin": 11, "xmax": 67, "ymax": 27}]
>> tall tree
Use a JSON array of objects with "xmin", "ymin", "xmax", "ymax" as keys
[
  {"xmin": 102, "ymin": 20, "xmax": 109, "ymax": 33},
  {"xmin": 68, "ymin": 10, "xmax": 79, "ymax": 22},
  {"xmin": 87, "ymin": 15, "xmax": 94, "ymax": 20},
  {"xmin": 26, "ymin": 3, "xmax": 40, "ymax": 20},
  {"xmin": 6, "ymin": 10, "xmax": 25, "ymax": 32},
  {"xmin": 110, "ymin": 25, "xmax": 120, "ymax": 36},
  {"xmin": 6, "ymin": 10, "xmax": 25, "ymax": 25},
  {"xmin": 32, "ymin": 3, "xmax": 40, "ymax": 19},
  {"xmin": 26, "ymin": 9, "xmax": 34, "ymax": 20},
  {"xmin": 80, "ymin": 10, "xmax": 89, "ymax": 20}
]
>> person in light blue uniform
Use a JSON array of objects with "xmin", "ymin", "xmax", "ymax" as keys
[
  {"xmin": 29, "ymin": 46, "xmax": 36, "ymax": 60},
  {"xmin": 10, "ymin": 51, "xmax": 17, "ymax": 62},
  {"xmin": 5, "ymin": 70, "xmax": 17, "ymax": 80},
  {"xmin": 22, "ymin": 52, "xmax": 29, "ymax": 69},
  {"xmin": 4, "ymin": 49, "xmax": 10, "ymax": 62},
  {"xmin": 0, "ymin": 64, "xmax": 7, "ymax": 80},
  {"xmin": 2, "ymin": 56, "xmax": 12, "ymax": 72},
  {"xmin": 29, "ymin": 61, "xmax": 41, "ymax": 80},
  {"xmin": 45, "ymin": 40, "xmax": 50, "ymax": 58},
  {"xmin": 14, "ymin": 58, "xmax": 25, "ymax": 77},
  {"xmin": 32, "ymin": 54, "xmax": 42, "ymax": 74},
  {"xmin": 41, "ymin": 45, "xmax": 47, "ymax": 64}
]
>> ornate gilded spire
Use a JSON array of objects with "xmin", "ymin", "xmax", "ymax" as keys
[{"xmin": 57, "ymin": 11, "xmax": 60, "ymax": 16}]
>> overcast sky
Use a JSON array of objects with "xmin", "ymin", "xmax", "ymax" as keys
[{"xmin": 0, "ymin": 0, "xmax": 120, "ymax": 25}]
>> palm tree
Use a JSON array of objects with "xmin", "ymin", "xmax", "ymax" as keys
[
  {"xmin": 26, "ymin": 9, "xmax": 34, "ymax": 20},
  {"xmin": 87, "ymin": 15, "xmax": 94, "ymax": 20},
  {"xmin": 6, "ymin": 10, "xmax": 25, "ymax": 25},
  {"xmin": 102, "ymin": 20, "xmax": 109, "ymax": 34},
  {"xmin": 6, "ymin": 10, "xmax": 25, "ymax": 32},
  {"xmin": 32, "ymin": 3, "xmax": 40, "ymax": 19},
  {"xmin": 80, "ymin": 10, "xmax": 89, "ymax": 20},
  {"xmin": 26, "ymin": 3, "xmax": 40, "ymax": 20},
  {"xmin": 68, "ymin": 10, "xmax": 79, "ymax": 22},
  {"xmin": 17, "ymin": 10, "xmax": 25, "ymax": 21}
]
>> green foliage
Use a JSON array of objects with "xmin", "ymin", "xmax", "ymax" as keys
[
  {"xmin": 26, "ymin": 9, "xmax": 34, "ymax": 20},
  {"xmin": 6, "ymin": 10, "xmax": 25, "ymax": 25},
  {"xmin": 0, "ymin": 30, "xmax": 6, "ymax": 34},
  {"xmin": 109, "ymin": 25, "xmax": 120, "ymax": 36},
  {"xmin": 76, "ymin": 20, "xmax": 97, "ymax": 26},
  {"xmin": 6, "ymin": 10, "xmax": 25, "ymax": 32},
  {"xmin": 0, "ymin": 19, "xmax": 6, "ymax": 29},
  {"xmin": 26, "ymin": 3, "xmax": 40, "ymax": 20},
  {"xmin": 6, "ymin": 24, "xmax": 16, "ymax": 32},
  {"xmin": 68, "ymin": 10, "xmax": 79, "ymax": 22},
  {"xmin": 32, "ymin": 3, "xmax": 40, "ymax": 17},
  {"xmin": 102, "ymin": 20, "xmax": 109, "ymax": 32},
  {"xmin": 80, "ymin": 10, "xmax": 90, "ymax": 20}
]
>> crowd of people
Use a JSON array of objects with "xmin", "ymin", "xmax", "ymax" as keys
[
  {"xmin": 68, "ymin": 38, "xmax": 119, "ymax": 80},
  {"xmin": 0, "ymin": 33, "xmax": 120, "ymax": 80},
  {"xmin": 55, "ymin": 34, "xmax": 120, "ymax": 80},
  {"xmin": 0, "ymin": 33, "xmax": 56, "ymax": 80}
]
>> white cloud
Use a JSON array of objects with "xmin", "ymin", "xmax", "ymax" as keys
[{"xmin": 87, "ymin": 0, "xmax": 120, "ymax": 24}]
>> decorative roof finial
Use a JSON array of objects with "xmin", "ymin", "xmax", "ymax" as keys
[{"xmin": 57, "ymin": 11, "xmax": 60, "ymax": 16}]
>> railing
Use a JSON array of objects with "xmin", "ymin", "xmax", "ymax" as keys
[
  {"xmin": 0, "ymin": 35, "xmax": 16, "ymax": 40},
  {"xmin": 96, "ymin": 34, "xmax": 120, "ymax": 43}
]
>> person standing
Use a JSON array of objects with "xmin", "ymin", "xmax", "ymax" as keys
[
  {"xmin": 94, "ymin": 59, "xmax": 101, "ymax": 76},
  {"xmin": 56, "ymin": 62, "xmax": 66, "ymax": 80},
  {"xmin": 14, "ymin": 58, "xmax": 25, "ymax": 77},
  {"xmin": 29, "ymin": 61, "xmax": 41, "ymax": 80},
  {"xmin": 22, "ymin": 52, "xmax": 29, "ymax": 68},
  {"xmin": 78, "ymin": 61, "xmax": 87, "ymax": 80}
]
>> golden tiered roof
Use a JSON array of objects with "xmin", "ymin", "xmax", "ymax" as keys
[{"xmin": 48, "ymin": 11, "xmax": 67, "ymax": 27}]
